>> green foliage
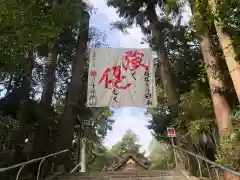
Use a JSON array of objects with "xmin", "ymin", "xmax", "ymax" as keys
[
  {"xmin": 111, "ymin": 129, "xmax": 141, "ymax": 156},
  {"xmin": 216, "ymin": 111, "xmax": 240, "ymax": 170},
  {"xmin": 0, "ymin": 1, "xmax": 114, "ymax": 173},
  {"xmin": 0, "ymin": 115, "xmax": 19, "ymax": 131},
  {"xmin": 175, "ymin": 87, "xmax": 216, "ymax": 145},
  {"xmin": 165, "ymin": 26, "xmax": 205, "ymax": 95},
  {"xmin": 173, "ymin": 84, "xmax": 215, "ymax": 129},
  {"xmin": 107, "ymin": 0, "xmax": 184, "ymax": 43},
  {"xmin": 87, "ymin": 143, "xmax": 117, "ymax": 170},
  {"xmin": 54, "ymin": 97, "xmax": 114, "ymax": 142},
  {"xmin": 163, "ymin": 0, "xmax": 184, "ymax": 21},
  {"xmin": 0, "ymin": 0, "xmax": 239, "ymax": 173},
  {"xmin": 187, "ymin": 119, "xmax": 214, "ymax": 138},
  {"xmin": 86, "ymin": 130, "xmax": 146, "ymax": 170},
  {"xmin": 85, "ymin": 108, "xmax": 114, "ymax": 141},
  {"xmin": 148, "ymin": 83, "xmax": 218, "ymax": 157},
  {"xmin": 194, "ymin": 0, "xmax": 214, "ymax": 33},
  {"xmin": 109, "ymin": 0, "xmax": 240, "ymax": 173},
  {"xmin": 148, "ymin": 139, "xmax": 175, "ymax": 169},
  {"xmin": 216, "ymin": 135, "xmax": 240, "ymax": 171},
  {"xmin": 0, "ymin": 0, "xmax": 83, "ymax": 73}
]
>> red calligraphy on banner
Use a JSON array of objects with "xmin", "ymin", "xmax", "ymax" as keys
[
  {"xmin": 98, "ymin": 50, "xmax": 149, "ymax": 89},
  {"xmin": 122, "ymin": 50, "xmax": 149, "ymax": 72},
  {"xmin": 98, "ymin": 66, "xmax": 131, "ymax": 89}
]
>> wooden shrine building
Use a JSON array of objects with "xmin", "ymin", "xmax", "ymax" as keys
[{"xmin": 112, "ymin": 154, "xmax": 149, "ymax": 171}]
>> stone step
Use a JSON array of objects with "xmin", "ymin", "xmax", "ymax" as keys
[
  {"xmin": 60, "ymin": 174, "xmax": 184, "ymax": 178},
  {"xmin": 55, "ymin": 176, "xmax": 187, "ymax": 180},
  {"xmin": 68, "ymin": 170, "xmax": 182, "ymax": 177},
  {"xmin": 54, "ymin": 170, "xmax": 187, "ymax": 180}
]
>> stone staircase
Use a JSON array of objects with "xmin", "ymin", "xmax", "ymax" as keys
[{"xmin": 51, "ymin": 170, "xmax": 192, "ymax": 180}]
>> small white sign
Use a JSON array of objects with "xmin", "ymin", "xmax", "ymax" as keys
[{"xmin": 167, "ymin": 127, "xmax": 176, "ymax": 137}]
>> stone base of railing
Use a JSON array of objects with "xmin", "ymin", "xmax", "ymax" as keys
[
  {"xmin": 179, "ymin": 169, "xmax": 240, "ymax": 180},
  {"xmin": 179, "ymin": 170, "xmax": 208, "ymax": 180},
  {"xmin": 223, "ymin": 171, "xmax": 240, "ymax": 180},
  {"xmin": 44, "ymin": 172, "xmax": 64, "ymax": 180}
]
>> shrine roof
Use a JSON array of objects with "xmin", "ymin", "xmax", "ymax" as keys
[{"xmin": 112, "ymin": 153, "xmax": 149, "ymax": 171}]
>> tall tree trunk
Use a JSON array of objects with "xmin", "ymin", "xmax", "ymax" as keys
[
  {"xmin": 41, "ymin": 0, "xmax": 58, "ymax": 106},
  {"xmin": 18, "ymin": 52, "xmax": 34, "ymax": 126},
  {"xmin": 28, "ymin": 43, "xmax": 57, "ymax": 179},
  {"xmin": 29, "ymin": 1, "xmax": 58, "ymax": 176},
  {"xmin": 15, "ymin": 52, "xmax": 34, "ymax": 146},
  {"xmin": 146, "ymin": 3, "xmax": 179, "ymax": 114},
  {"xmin": 31, "ymin": 44, "xmax": 58, "ymax": 158},
  {"xmin": 7, "ymin": 52, "xmax": 34, "ymax": 179},
  {"xmin": 30, "ymin": 44, "xmax": 58, "ymax": 160},
  {"xmin": 157, "ymin": 40, "xmax": 179, "ymax": 113},
  {"xmin": 188, "ymin": 0, "xmax": 230, "ymax": 136},
  {"xmin": 30, "ymin": 0, "xmax": 58, "ymax": 156},
  {"xmin": 40, "ymin": 43, "xmax": 58, "ymax": 105},
  {"xmin": 200, "ymin": 33, "xmax": 230, "ymax": 136},
  {"xmin": 208, "ymin": 0, "xmax": 240, "ymax": 104},
  {"xmin": 55, "ymin": 11, "xmax": 90, "ymax": 171}
]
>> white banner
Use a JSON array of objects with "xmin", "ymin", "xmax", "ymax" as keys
[{"xmin": 87, "ymin": 48, "xmax": 157, "ymax": 107}]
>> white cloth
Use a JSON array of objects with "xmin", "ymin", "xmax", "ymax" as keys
[{"xmin": 87, "ymin": 48, "xmax": 157, "ymax": 107}]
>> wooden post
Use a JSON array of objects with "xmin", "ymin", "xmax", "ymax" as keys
[
  {"xmin": 80, "ymin": 138, "xmax": 86, "ymax": 172},
  {"xmin": 77, "ymin": 122, "xmax": 83, "ymax": 172}
]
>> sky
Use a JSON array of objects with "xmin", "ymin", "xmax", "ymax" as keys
[{"xmin": 88, "ymin": 0, "xmax": 153, "ymax": 154}]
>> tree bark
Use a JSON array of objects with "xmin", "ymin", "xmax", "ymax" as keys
[
  {"xmin": 41, "ymin": 0, "xmax": 58, "ymax": 106},
  {"xmin": 157, "ymin": 41, "xmax": 179, "ymax": 113},
  {"xmin": 208, "ymin": 0, "xmax": 240, "ymax": 104},
  {"xmin": 199, "ymin": 31, "xmax": 230, "ymax": 136},
  {"xmin": 18, "ymin": 52, "xmax": 34, "ymax": 126},
  {"xmin": 31, "ymin": 0, "xmax": 58, "ymax": 159},
  {"xmin": 29, "ymin": 36, "xmax": 57, "ymax": 180},
  {"xmin": 188, "ymin": 0, "xmax": 230, "ymax": 136},
  {"xmin": 146, "ymin": 3, "xmax": 179, "ymax": 113},
  {"xmin": 30, "ymin": 2, "xmax": 58, "ymax": 176},
  {"xmin": 7, "ymin": 52, "xmax": 34, "ymax": 179},
  {"xmin": 40, "ymin": 43, "xmax": 57, "ymax": 106},
  {"xmin": 54, "ymin": 11, "xmax": 90, "ymax": 171}
]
